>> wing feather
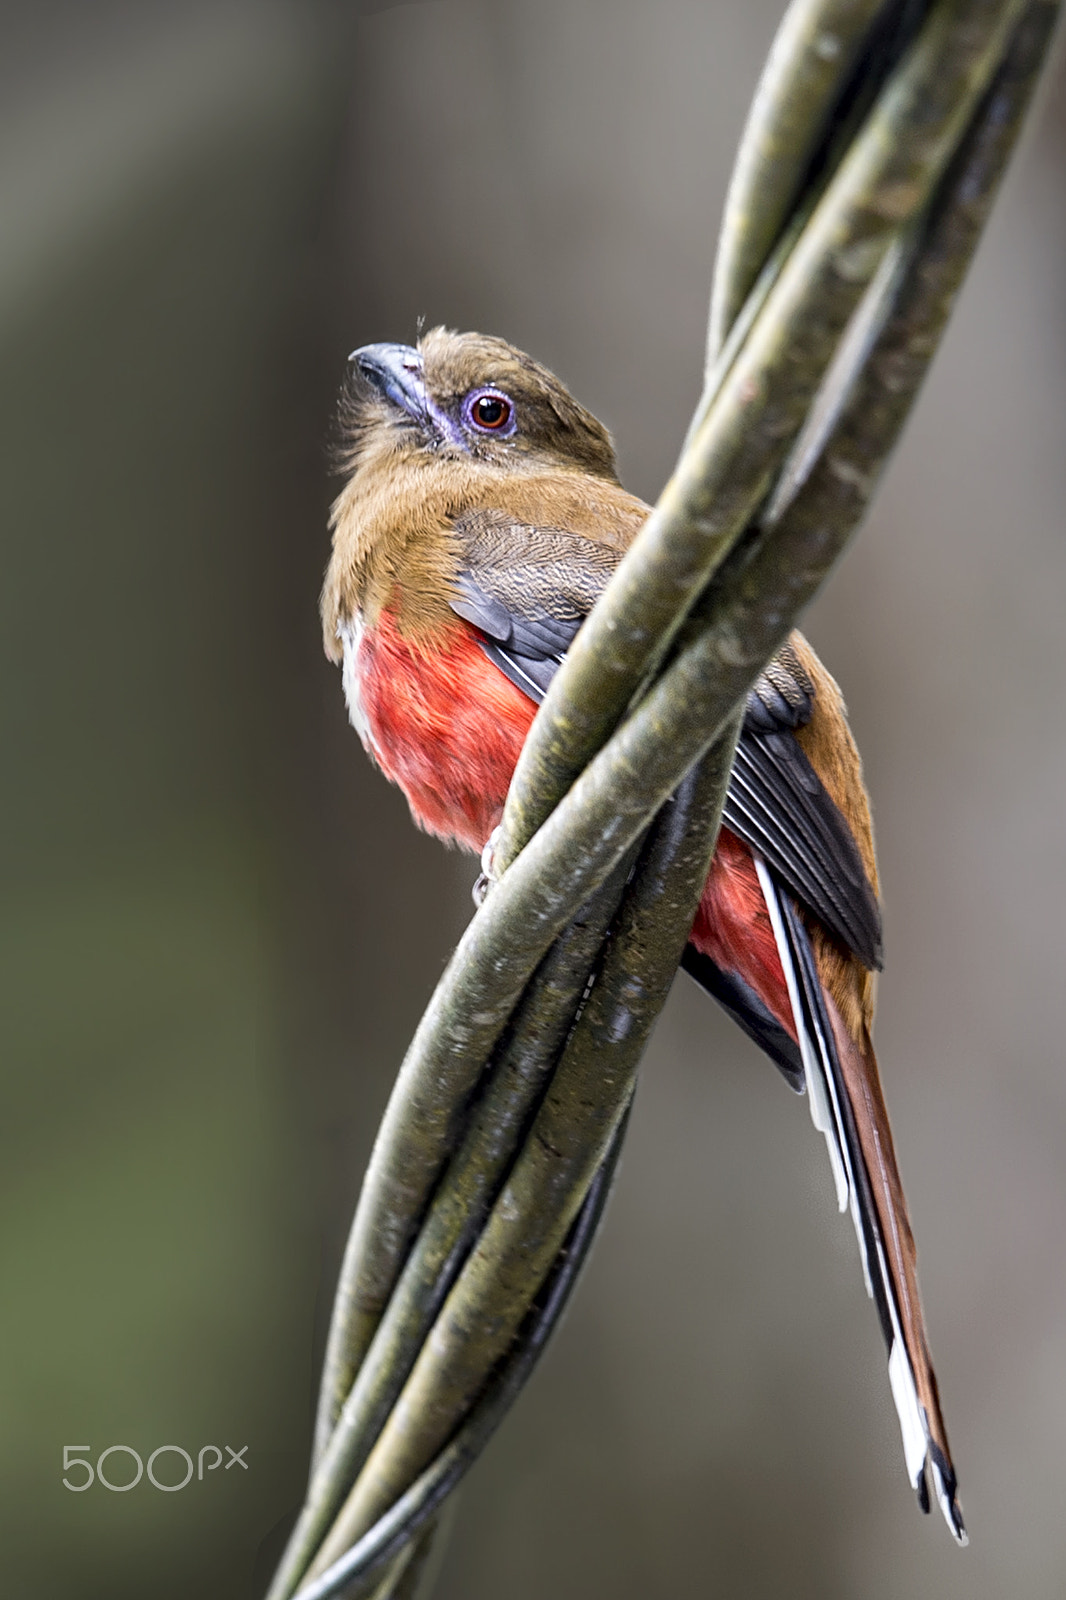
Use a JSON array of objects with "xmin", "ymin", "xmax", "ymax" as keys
[{"xmin": 725, "ymin": 733, "xmax": 883, "ymax": 969}]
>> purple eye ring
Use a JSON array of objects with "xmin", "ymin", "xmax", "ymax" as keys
[{"xmin": 463, "ymin": 388, "xmax": 516, "ymax": 436}]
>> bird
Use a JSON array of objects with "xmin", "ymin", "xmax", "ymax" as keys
[{"xmin": 320, "ymin": 326, "xmax": 965, "ymax": 1543}]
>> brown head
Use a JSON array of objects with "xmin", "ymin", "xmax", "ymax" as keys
[
  {"xmin": 321, "ymin": 328, "xmax": 642, "ymax": 657},
  {"xmin": 339, "ymin": 327, "xmax": 618, "ymax": 481}
]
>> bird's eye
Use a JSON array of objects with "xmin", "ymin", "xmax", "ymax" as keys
[{"xmin": 464, "ymin": 389, "xmax": 515, "ymax": 434}]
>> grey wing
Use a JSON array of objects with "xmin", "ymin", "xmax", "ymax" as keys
[
  {"xmin": 449, "ymin": 508, "xmax": 617, "ymax": 699},
  {"xmin": 449, "ymin": 511, "xmax": 880, "ymax": 968},
  {"xmin": 727, "ymin": 645, "xmax": 883, "ymax": 970},
  {"xmin": 449, "ymin": 574, "xmax": 575, "ymax": 700}
]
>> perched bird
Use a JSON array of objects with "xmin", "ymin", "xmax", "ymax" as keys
[{"xmin": 321, "ymin": 327, "xmax": 965, "ymax": 1542}]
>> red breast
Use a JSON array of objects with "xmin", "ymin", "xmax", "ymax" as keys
[{"xmin": 354, "ymin": 602, "xmax": 794, "ymax": 1036}]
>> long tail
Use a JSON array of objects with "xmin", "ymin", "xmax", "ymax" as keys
[{"xmin": 753, "ymin": 853, "xmax": 966, "ymax": 1544}]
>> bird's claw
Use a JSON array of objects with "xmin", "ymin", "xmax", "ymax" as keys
[{"xmin": 472, "ymin": 826, "xmax": 502, "ymax": 908}]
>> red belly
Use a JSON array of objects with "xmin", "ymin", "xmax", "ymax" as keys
[{"xmin": 356, "ymin": 610, "xmax": 793, "ymax": 1035}]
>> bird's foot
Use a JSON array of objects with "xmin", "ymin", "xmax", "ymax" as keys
[{"xmin": 472, "ymin": 826, "xmax": 502, "ymax": 908}]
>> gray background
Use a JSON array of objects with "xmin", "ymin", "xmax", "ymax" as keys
[{"xmin": 3, "ymin": 2, "xmax": 1065, "ymax": 1596}]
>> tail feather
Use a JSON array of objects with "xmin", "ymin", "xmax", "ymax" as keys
[
  {"xmin": 753, "ymin": 853, "xmax": 966, "ymax": 1544},
  {"xmin": 756, "ymin": 853, "xmax": 848, "ymax": 1213}
]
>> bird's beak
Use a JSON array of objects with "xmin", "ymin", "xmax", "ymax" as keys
[{"xmin": 349, "ymin": 342, "xmax": 430, "ymax": 423}]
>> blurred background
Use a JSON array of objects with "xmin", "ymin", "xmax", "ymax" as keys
[{"xmin": 2, "ymin": 1, "xmax": 1064, "ymax": 1595}]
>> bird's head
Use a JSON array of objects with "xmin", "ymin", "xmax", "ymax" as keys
[
  {"xmin": 341, "ymin": 327, "xmax": 619, "ymax": 481},
  {"xmin": 323, "ymin": 328, "xmax": 643, "ymax": 660}
]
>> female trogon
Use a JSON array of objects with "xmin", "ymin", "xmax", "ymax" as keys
[{"xmin": 320, "ymin": 326, "xmax": 965, "ymax": 1543}]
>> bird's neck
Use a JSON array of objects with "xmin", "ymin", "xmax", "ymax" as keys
[
  {"xmin": 323, "ymin": 446, "xmax": 476, "ymax": 655},
  {"xmin": 321, "ymin": 442, "xmax": 649, "ymax": 661}
]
